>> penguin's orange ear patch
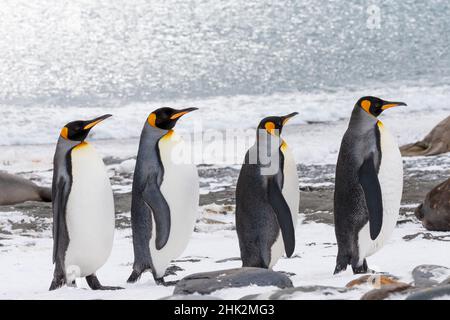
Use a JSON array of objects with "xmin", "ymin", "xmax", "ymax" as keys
[
  {"xmin": 265, "ymin": 121, "xmax": 276, "ymax": 134},
  {"xmin": 60, "ymin": 127, "xmax": 68, "ymax": 139},
  {"xmin": 148, "ymin": 113, "xmax": 157, "ymax": 127},
  {"xmin": 361, "ymin": 100, "xmax": 371, "ymax": 113}
]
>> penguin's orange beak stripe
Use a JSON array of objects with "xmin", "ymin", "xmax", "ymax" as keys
[
  {"xmin": 381, "ymin": 104, "xmax": 399, "ymax": 110},
  {"xmin": 381, "ymin": 101, "xmax": 407, "ymax": 110},
  {"xmin": 83, "ymin": 119, "xmax": 104, "ymax": 130},
  {"xmin": 170, "ymin": 111, "xmax": 190, "ymax": 120}
]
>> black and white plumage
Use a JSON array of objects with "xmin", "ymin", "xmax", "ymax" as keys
[
  {"xmin": 50, "ymin": 114, "xmax": 121, "ymax": 291},
  {"xmin": 334, "ymin": 96, "xmax": 406, "ymax": 274},
  {"xmin": 127, "ymin": 107, "xmax": 199, "ymax": 285},
  {"xmin": 236, "ymin": 113, "xmax": 299, "ymax": 269}
]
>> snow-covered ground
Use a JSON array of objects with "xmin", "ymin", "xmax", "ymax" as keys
[
  {"xmin": 1, "ymin": 210, "xmax": 449, "ymax": 300},
  {"xmin": 0, "ymin": 98, "xmax": 448, "ymax": 300}
]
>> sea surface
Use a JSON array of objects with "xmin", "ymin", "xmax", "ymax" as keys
[{"xmin": 0, "ymin": 0, "xmax": 449, "ymax": 146}]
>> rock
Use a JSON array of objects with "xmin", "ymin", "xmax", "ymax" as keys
[
  {"xmin": 117, "ymin": 159, "xmax": 136, "ymax": 174},
  {"xmin": 412, "ymin": 265, "xmax": 450, "ymax": 288},
  {"xmin": 241, "ymin": 286, "xmax": 350, "ymax": 300},
  {"xmin": 160, "ymin": 295, "xmax": 222, "ymax": 300},
  {"xmin": 361, "ymin": 283, "xmax": 412, "ymax": 300},
  {"xmin": 173, "ymin": 267, "xmax": 293, "ymax": 295},
  {"xmin": 406, "ymin": 285, "xmax": 450, "ymax": 300},
  {"xmin": 303, "ymin": 211, "xmax": 334, "ymax": 225},
  {"xmin": 400, "ymin": 116, "xmax": 450, "ymax": 156},
  {"xmin": 215, "ymin": 257, "xmax": 241, "ymax": 263},
  {"xmin": 203, "ymin": 203, "xmax": 235, "ymax": 215},
  {"xmin": 346, "ymin": 275, "xmax": 399, "ymax": 288},
  {"xmin": 403, "ymin": 232, "xmax": 450, "ymax": 241},
  {"xmin": 165, "ymin": 265, "xmax": 184, "ymax": 276},
  {"xmin": 440, "ymin": 277, "xmax": 450, "ymax": 286},
  {"xmin": 415, "ymin": 178, "xmax": 450, "ymax": 231}
]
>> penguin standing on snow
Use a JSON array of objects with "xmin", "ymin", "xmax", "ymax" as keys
[
  {"xmin": 127, "ymin": 107, "xmax": 199, "ymax": 285},
  {"xmin": 236, "ymin": 113, "xmax": 299, "ymax": 268},
  {"xmin": 50, "ymin": 114, "xmax": 122, "ymax": 290},
  {"xmin": 334, "ymin": 96, "xmax": 406, "ymax": 274}
]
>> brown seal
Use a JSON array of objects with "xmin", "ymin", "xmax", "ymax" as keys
[
  {"xmin": 400, "ymin": 116, "xmax": 450, "ymax": 156},
  {"xmin": 415, "ymin": 178, "xmax": 450, "ymax": 231},
  {"xmin": 0, "ymin": 172, "xmax": 51, "ymax": 205}
]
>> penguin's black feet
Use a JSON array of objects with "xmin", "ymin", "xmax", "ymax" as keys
[
  {"xmin": 127, "ymin": 269, "xmax": 143, "ymax": 283},
  {"xmin": 333, "ymin": 263, "xmax": 348, "ymax": 275},
  {"xmin": 352, "ymin": 259, "xmax": 369, "ymax": 274},
  {"xmin": 154, "ymin": 277, "xmax": 179, "ymax": 287},
  {"xmin": 49, "ymin": 275, "xmax": 66, "ymax": 291},
  {"xmin": 334, "ymin": 253, "xmax": 351, "ymax": 275},
  {"xmin": 86, "ymin": 274, "xmax": 123, "ymax": 290}
]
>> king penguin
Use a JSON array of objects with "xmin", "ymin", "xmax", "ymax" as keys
[
  {"xmin": 50, "ymin": 114, "xmax": 122, "ymax": 290},
  {"xmin": 334, "ymin": 96, "xmax": 406, "ymax": 274},
  {"xmin": 127, "ymin": 107, "xmax": 199, "ymax": 285},
  {"xmin": 235, "ymin": 113, "xmax": 299, "ymax": 268}
]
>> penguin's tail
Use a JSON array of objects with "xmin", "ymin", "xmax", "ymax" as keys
[{"xmin": 38, "ymin": 187, "xmax": 52, "ymax": 202}]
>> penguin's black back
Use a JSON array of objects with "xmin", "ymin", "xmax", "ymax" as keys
[
  {"xmin": 235, "ymin": 150, "xmax": 281, "ymax": 268},
  {"xmin": 333, "ymin": 108, "xmax": 382, "ymax": 265}
]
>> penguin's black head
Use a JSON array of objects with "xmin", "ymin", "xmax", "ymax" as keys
[
  {"xmin": 147, "ymin": 107, "xmax": 198, "ymax": 130},
  {"xmin": 60, "ymin": 114, "xmax": 112, "ymax": 142},
  {"xmin": 257, "ymin": 112, "xmax": 298, "ymax": 136},
  {"xmin": 357, "ymin": 96, "xmax": 407, "ymax": 117}
]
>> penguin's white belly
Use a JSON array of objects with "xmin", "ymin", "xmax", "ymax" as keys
[
  {"xmin": 269, "ymin": 145, "xmax": 299, "ymax": 268},
  {"xmin": 65, "ymin": 143, "xmax": 115, "ymax": 279},
  {"xmin": 150, "ymin": 132, "xmax": 199, "ymax": 278},
  {"xmin": 358, "ymin": 124, "xmax": 403, "ymax": 263}
]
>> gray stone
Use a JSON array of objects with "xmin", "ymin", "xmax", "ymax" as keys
[
  {"xmin": 173, "ymin": 267, "xmax": 293, "ymax": 295},
  {"xmin": 215, "ymin": 257, "xmax": 241, "ymax": 263},
  {"xmin": 440, "ymin": 276, "xmax": 450, "ymax": 286},
  {"xmin": 412, "ymin": 265, "xmax": 450, "ymax": 288},
  {"xmin": 241, "ymin": 285, "xmax": 350, "ymax": 300},
  {"xmin": 406, "ymin": 285, "xmax": 450, "ymax": 300}
]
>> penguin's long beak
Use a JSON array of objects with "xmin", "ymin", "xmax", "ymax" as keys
[
  {"xmin": 381, "ymin": 101, "xmax": 407, "ymax": 110},
  {"xmin": 281, "ymin": 112, "xmax": 299, "ymax": 126},
  {"xmin": 170, "ymin": 107, "xmax": 198, "ymax": 120},
  {"xmin": 83, "ymin": 114, "xmax": 112, "ymax": 130}
]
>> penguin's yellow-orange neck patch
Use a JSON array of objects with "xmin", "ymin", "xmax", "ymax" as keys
[
  {"xmin": 60, "ymin": 127, "xmax": 69, "ymax": 139},
  {"xmin": 281, "ymin": 140, "xmax": 288, "ymax": 152},
  {"xmin": 377, "ymin": 120, "xmax": 384, "ymax": 129},
  {"xmin": 361, "ymin": 100, "xmax": 371, "ymax": 114},
  {"xmin": 161, "ymin": 129, "xmax": 174, "ymax": 140},
  {"xmin": 148, "ymin": 113, "xmax": 157, "ymax": 127},
  {"xmin": 74, "ymin": 141, "xmax": 89, "ymax": 149}
]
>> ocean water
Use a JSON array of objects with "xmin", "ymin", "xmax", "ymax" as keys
[{"xmin": 0, "ymin": 0, "xmax": 449, "ymax": 146}]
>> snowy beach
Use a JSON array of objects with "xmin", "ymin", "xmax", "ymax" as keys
[{"xmin": 0, "ymin": 98, "xmax": 449, "ymax": 299}]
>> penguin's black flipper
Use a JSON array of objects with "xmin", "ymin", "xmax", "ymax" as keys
[
  {"xmin": 268, "ymin": 177, "xmax": 295, "ymax": 257},
  {"xmin": 358, "ymin": 156, "xmax": 383, "ymax": 240},
  {"xmin": 142, "ymin": 177, "xmax": 171, "ymax": 250},
  {"xmin": 52, "ymin": 177, "xmax": 71, "ymax": 263}
]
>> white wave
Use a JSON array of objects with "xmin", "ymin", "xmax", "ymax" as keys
[{"xmin": 0, "ymin": 83, "xmax": 449, "ymax": 147}]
